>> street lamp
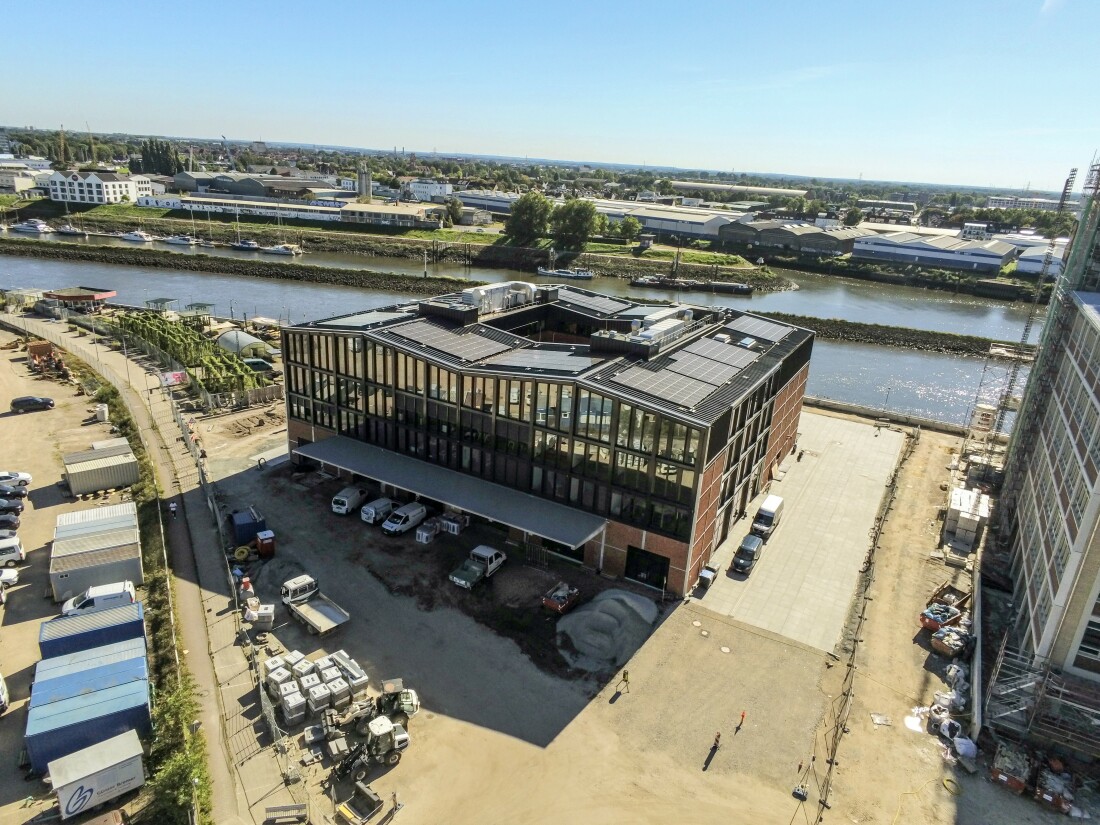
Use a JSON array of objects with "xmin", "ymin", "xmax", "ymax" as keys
[
  {"xmin": 229, "ymin": 299, "xmax": 236, "ymax": 321},
  {"xmin": 883, "ymin": 386, "xmax": 893, "ymax": 413}
]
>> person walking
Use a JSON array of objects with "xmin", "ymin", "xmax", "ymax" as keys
[
  {"xmin": 713, "ymin": 731, "xmax": 721, "ymax": 749},
  {"xmin": 169, "ymin": 501, "xmax": 178, "ymax": 520},
  {"xmin": 618, "ymin": 670, "xmax": 630, "ymax": 692},
  {"xmin": 738, "ymin": 710, "xmax": 746, "ymax": 730}
]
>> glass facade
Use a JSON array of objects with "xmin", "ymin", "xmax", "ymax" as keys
[{"xmin": 284, "ymin": 332, "xmax": 713, "ymax": 540}]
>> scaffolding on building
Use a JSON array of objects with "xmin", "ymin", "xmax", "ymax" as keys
[{"xmin": 986, "ymin": 638, "xmax": 1100, "ymax": 758}]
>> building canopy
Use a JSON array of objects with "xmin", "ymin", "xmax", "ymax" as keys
[{"xmin": 293, "ymin": 436, "xmax": 607, "ymax": 549}]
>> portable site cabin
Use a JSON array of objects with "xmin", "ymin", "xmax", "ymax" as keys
[
  {"xmin": 34, "ymin": 638, "xmax": 147, "ymax": 684},
  {"xmin": 39, "ymin": 603, "xmax": 145, "ymax": 659},
  {"xmin": 30, "ymin": 656, "xmax": 148, "ymax": 710},
  {"xmin": 54, "ymin": 503, "xmax": 139, "ymax": 542},
  {"xmin": 50, "ymin": 527, "xmax": 143, "ymax": 602},
  {"xmin": 25, "ymin": 680, "xmax": 151, "ymax": 773},
  {"xmin": 62, "ymin": 445, "xmax": 139, "ymax": 496},
  {"xmin": 48, "ymin": 730, "xmax": 145, "ymax": 821}
]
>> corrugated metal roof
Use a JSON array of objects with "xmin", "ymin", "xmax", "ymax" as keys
[
  {"xmin": 294, "ymin": 437, "xmax": 607, "ymax": 549},
  {"xmin": 55, "ymin": 502, "xmax": 137, "ymax": 526},
  {"xmin": 64, "ymin": 453, "xmax": 138, "ymax": 474},
  {"xmin": 91, "ymin": 437, "xmax": 131, "ymax": 451},
  {"xmin": 50, "ymin": 543, "xmax": 142, "ymax": 573},
  {"xmin": 48, "ymin": 730, "xmax": 143, "ymax": 788},
  {"xmin": 39, "ymin": 603, "xmax": 144, "ymax": 643},
  {"xmin": 63, "ymin": 444, "xmax": 134, "ymax": 465},
  {"xmin": 30, "ymin": 659, "xmax": 148, "ymax": 708},
  {"xmin": 52, "ymin": 528, "xmax": 141, "ymax": 559},
  {"xmin": 25, "ymin": 680, "xmax": 150, "ymax": 737},
  {"xmin": 54, "ymin": 514, "xmax": 139, "ymax": 541},
  {"xmin": 35, "ymin": 639, "xmax": 147, "ymax": 682}
]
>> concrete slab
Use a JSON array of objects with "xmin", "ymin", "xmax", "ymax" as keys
[{"xmin": 692, "ymin": 411, "xmax": 906, "ymax": 652}]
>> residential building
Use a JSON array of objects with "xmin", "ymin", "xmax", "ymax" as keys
[
  {"xmin": 282, "ymin": 283, "xmax": 813, "ymax": 597},
  {"xmin": 47, "ymin": 171, "xmax": 149, "ymax": 204},
  {"xmin": 1000, "ymin": 166, "xmax": 1100, "ymax": 682},
  {"xmin": 961, "ymin": 222, "xmax": 992, "ymax": 241},
  {"xmin": 987, "ymin": 195, "xmax": 1081, "ymax": 212},
  {"xmin": 851, "ymin": 231, "xmax": 1015, "ymax": 272},
  {"xmin": 341, "ymin": 202, "xmax": 443, "ymax": 228},
  {"xmin": 340, "ymin": 178, "xmax": 357, "ymax": 191},
  {"xmin": 406, "ymin": 179, "xmax": 453, "ymax": 202}
]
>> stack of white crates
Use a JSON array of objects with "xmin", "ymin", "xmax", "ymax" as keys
[
  {"xmin": 291, "ymin": 658, "xmax": 316, "ymax": 682},
  {"xmin": 283, "ymin": 649, "xmax": 306, "ymax": 670},
  {"xmin": 943, "ymin": 486, "xmax": 991, "ymax": 565},
  {"xmin": 307, "ymin": 683, "xmax": 332, "ymax": 714},
  {"xmin": 283, "ymin": 690, "xmax": 306, "ymax": 725},
  {"xmin": 328, "ymin": 677, "xmax": 351, "ymax": 709},
  {"xmin": 332, "ymin": 650, "xmax": 370, "ymax": 700}
]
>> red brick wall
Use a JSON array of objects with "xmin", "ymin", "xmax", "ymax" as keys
[
  {"xmin": 765, "ymin": 363, "xmax": 809, "ymax": 477},
  {"xmin": 686, "ymin": 451, "xmax": 728, "ymax": 585},
  {"xmin": 584, "ymin": 521, "xmax": 690, "ymax": 595}
]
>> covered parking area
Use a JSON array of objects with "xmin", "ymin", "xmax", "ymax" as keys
[{"xmin": 293, "ymin": 436, "xmax": 607, "ymax": 554}]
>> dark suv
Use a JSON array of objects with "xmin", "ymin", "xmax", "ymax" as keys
[
  {"xmin": 731, "ymin": 534, "xmax": 764, "ymax": 575},
  {"xmin": 0, "ymin": 498, "xmax": 24, "ymax": 515},
  {"xmin": 10, "ymin": 396, "xmax": 54, "ymax": 413}
]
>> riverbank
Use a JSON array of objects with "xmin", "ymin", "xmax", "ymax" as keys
[
  {"xmin": 762, "ymin": 312, "xmax": 1031, "ymax": 356},
  {"xmin": 0, "ymin": 236, "xmax": 481, "ymax": 294}
]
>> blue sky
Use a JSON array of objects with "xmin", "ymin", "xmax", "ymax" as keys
[{"xmin": 6, "ymin": 0, "xmax": 1098, "ymax": 189}]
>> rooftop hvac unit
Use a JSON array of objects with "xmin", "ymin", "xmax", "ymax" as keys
[
  {"xmin": 737, "ymin": 337, "xmax": 757, "ymax": 349},
  {"xmin": 714, "ymin": 333, "xmax": 731, "ymax": 344}
]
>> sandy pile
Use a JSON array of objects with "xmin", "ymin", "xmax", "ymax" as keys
[{"xmin": 556, "ymin": 589, "xmax": 659, "ymax": 672}]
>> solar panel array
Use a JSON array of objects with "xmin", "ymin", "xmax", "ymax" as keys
[
  {"xmin": 556, "ymin": 288, "xmax": 631, "ymax": 316},
  {"xmin": 725, "ymin": 315, "xmax": 790, "ymax": 343},
  {"xmin": 668, "ymin": 352, "xmax": 740, "ymax": 386},
  {"xmin": 481, "ymin": 349, "xmax": 596, "ymax": 373},
  {"xmin": 611, "ymin": 366, "xmax": 715, "ymax": 408},
  {"xmin": 390, "ymin": 320, "xmax": 511, "ymax": 361},
  {"xmin": 683, "ymin": 337, "xmax": 761, "ymax": 369}
]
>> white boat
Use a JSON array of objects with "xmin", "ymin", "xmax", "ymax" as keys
[
  {"xmin": 536, "ymin": 267, "xmax": 594, "ymax": 280},
  {"xmin": 56, "ymin": 224, "xmax": 87, "ymax": 237},
  {"xmin": 164, "ymin": 234, "xmax": 197, "ymax": 246},
  {"xmin": 12, "ymin": 219, "xmax": 53, "ymax": 234},
  {"xmin": 231, "ymin": 239, "xmax": 261, "ymax": 250},
  {"xmin": 120, "ymin": 230, "xmax": 154, "ymax": 242},
  {"xmin": 262, "ymin": 244, "xmax": 302, "ymax": 256}
]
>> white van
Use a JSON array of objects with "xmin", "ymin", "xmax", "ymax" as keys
[
  {"xmin": 61, "ymin": 581, "xmax": 137, "ymax": 616},
  {"xmin": 0, "ymin": 670, "xmax": 8, "ymax": 713},
  {"xmin": 381, "ymin": 502, "xmax": 427, "ymax": 536},
  {"xmin": 751, "ymin": 495, "xmax": 784, "ymax": 539},
  {"xmin": 0, "ymin": 537, "xmax": 24, "ymax": 568},
  {"xmin": 361, "ymin": 497, "xmax": 396, "ymax": 525},
  {"xmin": 332, "ymin": 486, "xmax": 369, "ymax": 515}
]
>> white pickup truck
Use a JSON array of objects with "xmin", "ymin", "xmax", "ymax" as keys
[
  {"xmin": 448, "ymin": 545, "xmax": 507, "ymax": 589},
  {"xmin": 281, "ymin": 574, "xmax": 350, "ymax": 636}
]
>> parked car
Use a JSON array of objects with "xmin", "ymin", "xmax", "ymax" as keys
[
  {"xmin": 381, "ymin": 502, "xmax": 428, "ymax": 536},
  {"xmin": 10, "ymin": 396, "xmax": 55, "ymax": 413},
  {"xmin": 0, "ymin": 499, "xmax": 24, "ymax": 515},
  {"xmin": 731, "ymin": 534, "xmax": 764, "ymax": 575},
  {"xmin": 0, "ymin": 472, "xmax": 31, "ymax": 487},
  {"xmin": 0, "ymin": 484, "xmax": 28, "ymax": 499},
  {"xmin": 0, "ymin": 514, "xmax": 20, "ymax": 530},
  {"xmin": 0, "ymin": 568, "xmax": 18, "ymax": 588}
]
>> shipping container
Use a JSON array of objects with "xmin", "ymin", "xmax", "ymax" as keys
[
  {"xmin": 25, "ymin": 681, "xmax": 151, "ymax": 773},
  {"xmin": 49, "ymin": 730, "xmax": 145, "ymax": 821},
  {"xmin": 31, "ymin": 659, "xmax": 148, "ymax": 709},
  {"xmin": 54, "ymin": 504, "xmax": 138, "ymax": 542},
  {"xmin": 55, "ymin": 503, "xmax": 138, "ymax": 527},
  {"xmin": 50, "ymin": 530, "xmax": 143, "ymax": 602},
  {"xmin": 35, "ymin": 638, "xmax": 147, "ymax": 683},
  {"xmin": 39, "ymin": 603, "xmax": 145, "ymax": 659},
  {"xmin": 90, "ymin": 437, "xmax": 131, "ymax": 452},
  {"xmin": 63, "ymin": 447, "xmax": 140, "ymax": 497}
]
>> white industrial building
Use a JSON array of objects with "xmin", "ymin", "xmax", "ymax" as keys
[
  {"xmin": 0, "ymin": 168, "xmax": 39, "ymax": 195},
  {"xmin": 1016, "ymin": 245, "xmax": 1065, "ymax": 278},
  {"xmin": 49, "ymin": 171, "xmax": 152, "ymax": 204},
  {"xmin": 852, "ymin": 231, "xmax": 1015, "ymax": 272},
  {"xmin": 406, "ymin": 179, "xmax": 453, "ymax": 202},
  {"xmin": 987, "ymin": 195, "xmax": 1081, "ymax": 212}
]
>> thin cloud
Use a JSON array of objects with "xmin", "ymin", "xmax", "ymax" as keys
[{"xmin": 1040, "ymin": 0, "xmax": 1064, "ymax": 14}]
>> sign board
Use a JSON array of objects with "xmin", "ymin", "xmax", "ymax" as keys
[{"xmin": 160, "ymin": 371, "xmax": 189, "ymax": 388}]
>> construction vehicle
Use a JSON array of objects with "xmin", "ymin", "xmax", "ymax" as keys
[
  {"xmin": 336, "ymin": 781, "xmax": 384, "ymax": 824},
  {"xmin": 322, "ymin": 678, "xmax": 421, "ymax": 738},
  {"xmin": 281, "ymin": 575, "xmax": 350, "ymax": 636},
  {"xmin": 331, "ymin": 717, "xmax": 410, "ymax": 782}
]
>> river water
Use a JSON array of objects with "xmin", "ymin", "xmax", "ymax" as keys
[{"xmin": 0, "ymin": 249, "xmax": 1034, "ymax": 427}]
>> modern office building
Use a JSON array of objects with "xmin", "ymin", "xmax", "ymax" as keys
[
  {"xmin": 1002, "ymin": 165, "xmax": 1100, "ymax": 681},
  {"xmin": 283, "ymin": 283, "xmax": 813, "ymax": 596}
]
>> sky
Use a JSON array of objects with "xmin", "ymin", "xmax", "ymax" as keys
[{"xmin": 5, "ymin": 0, "xmax": 1099, "ymax": 190}]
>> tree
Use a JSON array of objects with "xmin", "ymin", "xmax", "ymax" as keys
[
  {"xmin": 551, "ymin": 199, "xmax": 599, "ymax": 251},
  {"xmin": 843, "ymin": 208, "xmax": 863, "ymax": 226},
  {"xmin": 444, "ymin": 197, "xmax": 464, "ymax": 225},
  {"xmin": 617, "ymin": 215, "xmax": 642, "ymax": 241},
  {"xmin": 504, "ymin": 191, "xmax": 553, "ymax": 245}
]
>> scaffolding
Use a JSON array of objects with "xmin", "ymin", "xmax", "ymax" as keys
[{"xmin": 986, "ymin": 639, "xmax": 1100, "ymax": 758}]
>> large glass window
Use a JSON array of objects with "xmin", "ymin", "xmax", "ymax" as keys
[
  {"xmin": 463, "ymin": 375, "xmax": 495, "ymax": 412},
  {"xmin": 577, "ymin": 391, "xmax": 613, "ymax": 443},
  {"xmin": 614, "ymin": 451, "xmax": 650, "ymax": 491},
  {"xmin": 428, "ymin": 365, "xmax": 458, "ymax": 402},
  {"xmin": 311, "ymin": 335, "xmax": 333, "ymax": 372},
  {"xmin": 337, "ymin": 336, "xmax": 365, "ymax": 379}
]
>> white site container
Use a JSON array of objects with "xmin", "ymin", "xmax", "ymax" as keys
[
  {"xmin": 307, "ymin": 683, "xmax": 332, "ymax": 713},
  {"xmin": 345, "ymin": 672, "xmax": 370, "ymax": 699},
  {"xmin": 299, "ymin": 672, "xmax": 321, "ymax": 693},
  {"xmin": 313, "ymin": 655, "xmax": 334, "ymax": 672},
  {"xmin": 48, "ymin": 730, "xmax": 145, "ymax": 821},
  {"xmin": 262, "ymin": 656, "xmax": 285, "ymax": 678},
  {"xmin": 266, "ymin": 667, "xmax": 293, "ymax": 696},
  {"xmin": 283, "ymin": 649, "xmax": 305, "ymax": 669},
  {"xmin": 278, "ymin": 681, "xmax": 301, "ymax": 701},
  {"xmin": 292, "ymin": 659, "xmax": 316, "ymax": 681},
  {"xmin": 327, "ymin": 676, "xmax": 351, "ymax": 701},
  {"xmin": 320, "ymin": 667, "xmax": 341, "ymax": 684},
  {"xmin": 282, "ymin": 691, "xmax": 306, "ymax": 725}
]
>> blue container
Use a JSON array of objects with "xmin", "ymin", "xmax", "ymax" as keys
[
  {"xmin": 34, "ymin": 638, "xmax": 147, "ymax": 684},
  {"xmin": 31, "ymin": 659, "xmax": 148, "ymax": 709},
  {"xmin": 25, "ymin": 680, "xmax": 151, "ymax": 773},
  {"xmin": 230, "ymin": 507, "xmax": 266, "ymax": 545},
  {"xmin": 38, "ymin": 603, "xmax": 145, "ymax": 659}
]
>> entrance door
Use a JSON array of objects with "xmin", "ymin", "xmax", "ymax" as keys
[{"xmin": 625, "ymin": 546, "xmax": 671, "ymax": 592}]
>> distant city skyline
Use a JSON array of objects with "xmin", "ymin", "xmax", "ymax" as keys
[{"xmin": 6, "ymin": 0, "xmax": 1097, "ymax": 191}]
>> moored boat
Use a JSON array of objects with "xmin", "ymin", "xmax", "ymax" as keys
[{"xmin": 535, "ymin": 267, "xmax": 594, "ymax": 280}]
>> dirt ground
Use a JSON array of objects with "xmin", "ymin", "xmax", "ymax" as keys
[{"xmin": 195, "ymin": 405, "xmax": 1062, "ymax": 825}]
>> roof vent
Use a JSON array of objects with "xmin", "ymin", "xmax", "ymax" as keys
[
  {"xmin": 738, "ymin": 337, "xmax": 757, "ymax": 349},
  {"xmin": 714, "ymin": 333, "xmax": 731, "ymax": 344}
]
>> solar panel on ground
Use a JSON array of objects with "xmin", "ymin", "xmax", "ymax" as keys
[
  {"xmin": 390, "ymin": 320, "xmax": 511, "ymax": 361},
  {"xmin": 611, "ymin": 365, "xmax": 714, "ymax": 408},
  {"xmin": 556, "ymin": 289, "xmax": 630, "ymax": 316},
  {"xmin": 725, "ymin": 315, "xmax": 790, "ymax": 342},
  {"xmin": 669, "ymin": 352, "xmax": 740, "ymax": 386},
  {"xmin": 481, "ymin": 349, "xmax": 596, "ymax": 373}
]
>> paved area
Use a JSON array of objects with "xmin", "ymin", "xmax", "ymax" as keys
[{"xmin": 694, "ymin": 411, "xmax": 905, "ymax": 651}]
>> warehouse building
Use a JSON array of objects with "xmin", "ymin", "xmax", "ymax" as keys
[
  {"xmin": 341, "ymin": 201, "xmax": 444, "ymax": 229},
  {"xmin": 62, "ymin": 445, "xmax": 140, "ymax": 496},
  {"xmin": 719, "ymin": 221, "xmax": 876, "ymax": 255},
  {"xmin": 283, "ymin": 282, "xmax": 813, "ymax": 596},
  {"xmin": 852, "ymin": 231, "xmax": 1016, "ymax": 272}
]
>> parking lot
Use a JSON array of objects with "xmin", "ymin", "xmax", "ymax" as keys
[{"xmin": 696, "ymin": 413, "xmax": 906, "ymax": 650}]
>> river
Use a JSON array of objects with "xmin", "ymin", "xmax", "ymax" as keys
[{"xmin": 0, "ymin": 252, "xmax": 1031, "ymax": 427}]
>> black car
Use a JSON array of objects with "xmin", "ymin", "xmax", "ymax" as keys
[
  {"xmin": 0, "ymin": 514, "xmax": 19, "ymax": 529},
  {"xmin": 0, "ymin": 484, "xmax": 28, "ymax": 499},
  {"xmin": 10, "ymin": 396, "xmax": 55, "ymax": 413},
  {"xmin": 0, "ymin": 498, "xmax": 25, "ymax": 515},
  {"xmin": 731, "ymin": 534, "xmax": 765, "ymax": 575}
]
